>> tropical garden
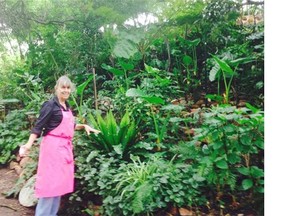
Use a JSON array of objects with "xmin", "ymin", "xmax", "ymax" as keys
[{"xmin": 0, "ymin": 0, "xmax": 264, "ymax": 215}]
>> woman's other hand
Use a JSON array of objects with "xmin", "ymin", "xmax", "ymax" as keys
[{"xmin": 84, "ymin": 125, "xmax": 101, "ymax": 136}]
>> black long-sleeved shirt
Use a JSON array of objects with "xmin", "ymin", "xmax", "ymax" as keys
[{"xmin": 31, "ymin": 96, "xmax": 72, "ymax": 137}]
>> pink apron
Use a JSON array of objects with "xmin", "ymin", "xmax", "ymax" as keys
[{"xmin": 35, "ymin": 109, "xmax": 75, "ymax": 198}]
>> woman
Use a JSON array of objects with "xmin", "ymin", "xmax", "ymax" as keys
[{"xmin": 19, "ymin": 75, "xmax": 100, "ymax": 216}]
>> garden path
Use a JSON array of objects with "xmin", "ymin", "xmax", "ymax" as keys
[{"xmin": 0, "ymin": 167, "xmax": 35, "ymax": 216}]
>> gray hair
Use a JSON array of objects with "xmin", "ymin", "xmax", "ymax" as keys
[{"xmin": 54, "ymin": 75, "xmax": 75, "ymax": 92}]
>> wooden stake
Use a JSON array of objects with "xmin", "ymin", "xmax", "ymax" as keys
[{"xmin": 92, "ymin": 67, "xmax": 98, "ymax": 109}]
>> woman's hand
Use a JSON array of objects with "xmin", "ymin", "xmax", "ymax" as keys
[
  {"xmin": 84, "ymin": 125, "xmax": 101, "ymax": 136},
  {"xmin": 19, "ymin": 144, "xmax": 31, "ymax": 157},
  {"xmin": 19, "ymin": 134, "xmax": 37, "ymax": 157}
]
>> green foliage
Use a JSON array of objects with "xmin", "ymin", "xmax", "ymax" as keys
[
  {"xmin": 0, "ymin": 110, "xmax": 29, "ymax": 165},
  {"xmin": 16, "ymin": 73, "xmax": 52, "ymax": 111},
  {"xmin": 87, "ymin": 110, "xmax": 138, "ymax": 159},
  {"xmin": 98, "ymin": 155, "xmax": 205, "ymax": 215},
  {"xmin": 102, "ymin": 59, "xmax": 137, "ymax": 91},
  {"xmin": 69, "ymin": 74, "xmax": 94, "ymax": 123},
  {"xmin": 126, "ymin": 87, "xmax": 167, "ymax": 150},
  {"xmin": 172, "ymin": 104, "xmax": 264, "ymax": 212},
  {"xmin": 111, "ymin": 31, "xmax": 143, "ymax": 59},
  {"xmin": 208, "ymin": 53, "xmax": 257, "ymax": 104}
]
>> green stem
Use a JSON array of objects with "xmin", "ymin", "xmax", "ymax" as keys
[
  {"xmin": 150, "ymin": 106, "xmax": 160, "ymax": 147},
  {"xmin": 48, "ymin": 49, "xmax": 59, "ymax": 72},
  {"xmin": 192, "ymin": 47, "xmax": 197, "ymax": 76},
  {"xmin": 217, "ymin": 75, "xmax": 220, "ymax": 96},
  {"xmin": 71, "ymin": 94, "xmax": 81, "ymax": 117},
  {"xmin": 124, "ymin": 70, "xmax": 129, "ymax": 90},
  {"xmin": 222, "ymin": 71, "xmax": 229, "ymax": 103}
]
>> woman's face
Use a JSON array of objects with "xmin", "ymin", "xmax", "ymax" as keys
[{"xmin": 56, "ymin": 84, "xmax": 71, "ymax": 101}]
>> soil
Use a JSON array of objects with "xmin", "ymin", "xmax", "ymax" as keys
[{"xmin": 0, "ymin": 166, "xmax": 35, "ymax": 216}]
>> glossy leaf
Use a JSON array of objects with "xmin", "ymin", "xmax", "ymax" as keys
[
  {"xmin": 76, "ymin": 75, "xmax": 94, "ymax": 96},
  {"xmin": 216, "ymin": 159, "xmax": 228, "ymax": 169},
  {"xmin": 237, "ymin": 167, "xmax": 250, "ymax": 176},
  {"xmin": 142, "ymin": 96, "xmax": 165, "ymax": 105},
  {"xmin": 126, "ymin": 88, "xmax": 145, "ymax": 97},
  {"xmin": 242, "ymin": 179, "xmax": 253, "ymax": 190},
  {"xmin": 101, "ymin": 64, "xmax": 125, "ymax": 76},
  {"xmin": 183, "ymin": 55, "xmax": 193, "ymax": 66},
  {"xmin": 212, "ymin": 55, "xmax": 234, "ymax": 75},
  {"xmin": 119, "ymin": 60, "xmax": 134, "ymax": 71}
]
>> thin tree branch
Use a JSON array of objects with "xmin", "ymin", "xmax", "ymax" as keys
[
  {"xmin": 242, "ymin": 0, "xmax": 264, "ymax": 6},
  {"xmin": 28, "ymin": 18, "xmax": 82, "ymax": 25}
]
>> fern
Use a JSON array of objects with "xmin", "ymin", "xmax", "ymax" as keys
[
  {"xmin": 131, "ymin": 182, "xmax": 154, "ymax": 214},
  {"xmin": 226, "ymin": 172, "xmax": 237, "ymax": 191},
  {"xmin": 87, "ymin": 110, "xmax": 138, "ymax": 158}
]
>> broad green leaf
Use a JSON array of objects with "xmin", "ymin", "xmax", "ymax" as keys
[
  {"xmin": 237, "ymin": 167, "xmax": 250, "ymax": 176},
  {"xmin": 242, "ymin": 179, "xmax": 253, "ymax": 190},
  {"xmin": 256, "ymin": 81, "xmax": 264, "ymax": 89},
  {"xmin": 119, "ymin": 30, "xmax": 144, "ymax": 44},
  {"xmin": 227, "ymin": 154, "xmax": 241, "ymax": 164},
  {"xmin": 212, "ymin": 55, "xmax": 234, "ymax": 75},
  {"xmin": 255, "ymin": 139, "xmax": 264, "ymax": 149},
  {"xmin": 250, "ymin": 166, "xmax": 264, "ymax": 178},
  {"xmin": 113, "ymin": 39, "xmax": 138, "ymax": 59},
  {"xmin": 183, "ymin": 55, "xmax": 193, "ymax": 66},
  {"xmin": 209, "ymin": 63, "xmax": 220, "ymax": 81},
  {"xmin": 101, "ymin": 63, "xmax": 125, "ymax": 76},
  {"xmin": 216, "ymin": 159, "xmax": 228, "ymax": 169},
  {"xmin": 144, "ymin": 64, "xmax": 160, "ymax": 74},
  {"xmin": 255, "ymin": 186, "xmax": 264, "ymax": 193},
  {"xmin": 223, "ymin": 125, "xmax": 235, "ymax": 133},
  {"xmin": 212, "ymin": 141, "xmax": 224, "ymax": 150},
  {"xmin": 205, "ymin": 94, "xmax": 223, "ymax": 103},
  {"xmin": 119, "ymin": 60, "xmax": 134, "ymax": 71},
  {"xmin": 142, "ymin": 96, "xmax": 165, "ymax": 105},
  {"xmin": 126, "ymin": 88, "xmax": 145, "ymax": 97},
  {"xmin": 246, "ymin": 102, "xmax": 259, "ymax": 113},
  {"xmin": 76, "ymin": 75, "xmax": 94, "ymax": 95},
  {"xmin": 113, "ymin": 144, "xmax": 123, "ymax": 155},
  {"xmin": 240, "ymin": 134, "xmax": 252, "ymax": 145}
]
